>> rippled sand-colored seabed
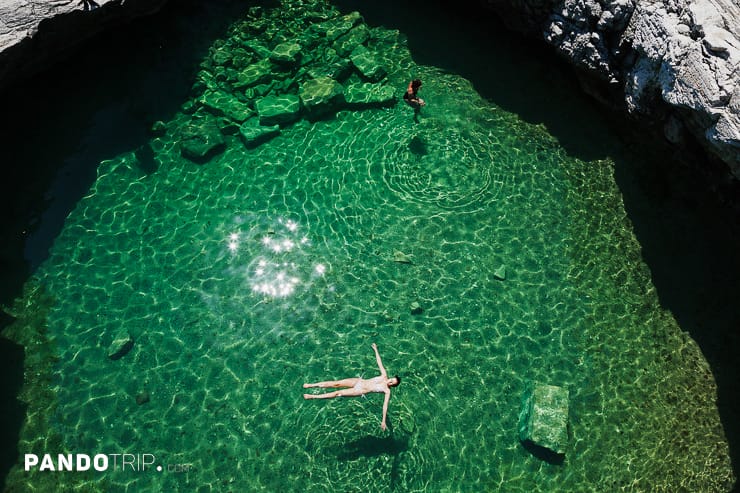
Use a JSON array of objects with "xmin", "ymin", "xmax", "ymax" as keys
[{"xmin": 3, "ymin": 1, "xmax": 735, "ymax": 492}]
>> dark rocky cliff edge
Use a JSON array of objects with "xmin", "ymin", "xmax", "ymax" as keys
[
  {"xmin": 0, "ymin": 0, "xmax": 168, "ymax": 90},
  {"xmin": 477, "ymin": 0, "xmax": 740, "ymax": 183},
  {"xmin": 1, "ymin": 0, "xmax": 738, "ymax": 179}
]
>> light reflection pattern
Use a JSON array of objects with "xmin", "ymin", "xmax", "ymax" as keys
[{"xmin": 225, "ymin": 217, "xmax": 326, "ymax": 298}]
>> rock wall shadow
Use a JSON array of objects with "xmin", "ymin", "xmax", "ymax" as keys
[
  {"xmin": 0, "ymin": 0, "xmax": 251, "ymax": 305},
  {"xmin": 0, "ymin": 0, "xmax": 255, "ymax": 487},
  {"xmin": 612, "ymin": 138, "xmax": 740, "ymax": 483},
  {"xmin": 335, "ymin": 0, "xmax": 740, "ymax": 482}
]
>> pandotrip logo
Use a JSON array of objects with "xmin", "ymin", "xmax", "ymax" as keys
[{"xmin": 24, "ymin": 453, "xmax": 193, "ymax": 473}]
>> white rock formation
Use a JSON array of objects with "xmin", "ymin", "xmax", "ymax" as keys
[
  {"xmin": 0, "ymin": 0, "xmax": 167, "ymax": 88},
  {"xmin": 485, "ymin": 0, "xmax": 740, "ymax": 178}
]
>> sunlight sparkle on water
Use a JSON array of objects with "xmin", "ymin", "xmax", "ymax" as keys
[{"xmin": 236, "ymin": 217, "xmax": 328, "ymax": 299}]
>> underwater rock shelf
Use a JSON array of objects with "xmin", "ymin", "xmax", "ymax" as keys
[{"xmin": 163, "ymin": 7, "xmax": 400, "ymax": 163}]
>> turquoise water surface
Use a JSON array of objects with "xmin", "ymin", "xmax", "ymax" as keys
[{"xmin": 3, "ymin": 0, "xmax": 735, "ymax": 491}]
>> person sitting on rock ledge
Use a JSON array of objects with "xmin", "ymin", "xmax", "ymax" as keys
[
  {"xmin": 403, "ymin": 79, "xmax": 425, "ymax": 122},
  {"xmin": 303, "ymin": 343, "xmax": 401, "ymax": 431}
]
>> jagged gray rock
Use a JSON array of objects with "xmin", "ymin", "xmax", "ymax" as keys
[
  {"xmin": 480, "ymin": 0, "xmax": 740, "ymax": 178},
  {"xmin": 0, "ymin": 0, "xmax": 168, "ymax": 90}
]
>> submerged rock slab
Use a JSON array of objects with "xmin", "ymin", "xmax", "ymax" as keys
[
  {"xmin": 345, "ymin": 82, "xmax": 396, "ymax": 108},
  {"xmin": 107, "ymin": 330, "xmax": 134, "ymax": 360},
  {"xmin": 270, "ymin": 42, "xmax": 302, "ymax": 65},
  {"xmin": 333, "ymin": 24, "xmax": 371, "ymax": 57},
  {"xmin": 519, "ymin": 383, "xmax": 569, "ymax": 455},
  {"xmin": 299, "ymin": 76, "xmax": 345, "ymax": 117},
  {"xmin": 313, "ymin": 11, "xmax": 362, "ymax": 41},
  {"xmin": 256, "ymin": 95, "xmax": 301, "ymax": 125},
  {"xmin": 350, "ymin": 45, "xmax": 387, "ymax": 82},
  {"xmin": 179, "ymin": 117, "xmax": 226, "ymax": 163},
  {"xmin": 233, "ymin": 59, "xmax": 273, "ymax": 89},
  {"xmin": 198, "ymin": 90, "xmax": 253, "ymax": 122},
  {"xmin": 239, "ymin": 119, "xmax": 280, "ymax": 148}
]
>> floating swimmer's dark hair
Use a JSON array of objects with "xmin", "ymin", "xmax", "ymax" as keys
[
  {"xmin": 411, "ymin": 79, "xmax": 422, "ymax": 89},
  {"xmin": 390, "ymin": 375, "xmax": 401, "ymax": 387}
]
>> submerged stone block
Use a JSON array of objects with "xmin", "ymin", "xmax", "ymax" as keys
[
  {"xmin": 270, "ymin": 42, "xmax": 302, "ymax": 65},
  {"xmin": 108, "ymin": 330, "xmax": 134, "ymax": 360},
  {"xmin": 234, "ymin": 59, "xmax": 273, "ymax": 89},
  {"xmin": 255, "ymin": 95, "xmax": 301, "ymax": 126},
  {"xmin": 299, "ymin": 76, "xmax": 345, "ymax": 117},
  {"xmin": 345, "ymin": 82, "xmax": 396, "ymax": 107},
  {"xmin": 313, "ymin": 11, "xmax": 362, "ymax": 41},
  {"xmin": 350, "ymin": 45, "xmax": 387, "ymax": 82},
  {"xmin": 179, "ymin": 117, "xmax": 226, "ymax": 163},
  {"xmin": 198, "ymin": 90, "xmax": 253, "ymax": 122},
  {"xmin": 519, "ymin": 383, "xmax": 569, "ymax": 455},
  {"xmin": 307, "ymin": 56, "xmax": 353, "ymax": 82},
  {"xmin": 333, "ymin": 24, "xmax": 370, "ymax": 57},
  {"xmin": 239, "ymin": 119, "xmax": 280, "ymax": 148}
]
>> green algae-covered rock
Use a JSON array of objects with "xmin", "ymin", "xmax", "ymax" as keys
[
  {"xmin": 270, "ymin": 42, "xmax": 302, "ymax": 65},
  {"xmin": 239, "ymin": 119, "xmax": 280, "ymax": 148},
  {"xmin": 313, "ymin": 11, "xmax": 362, "ymax": 41},
  {"xmin": 307, "ymin": 51, "xmax": 353, "ymax": 81},
  {"xmin": 349, "ymin": 45, "xmax": 387, "ymax": 82},
  {"xmin": 180, "ymin": 117, "xmax": 226, "ymax": 163},
  {"xmin": 198, "ymin": 90, "xmax": 253, "ymax": 122},
  {"xmin": 234, "ymin": 59, "xmax": 273, "ymax": 89},
  {"xmin": 299, "ymin": 76, "xmax": 345, "ymax": 117},
  {"xmin": 333, "ymin": 24, "xmax": 370, "ymax": 57},
  {"xmin": 107, "ymin": 330, "xmax": 134, "ymax": 360},
  {"xmin": 211, "ymin": 47, "xmax": 233, "ymax": 67},
  {"xmin": 519, "ymin": 383, "xmax": 569, "ymax": 455},
  {"xmin": 255, "ymin": 95, "xmax": 301, "ymax": 126},
  {"xmin": 344, "ymin": 82, "xmax": 396, "ymax": 108}
]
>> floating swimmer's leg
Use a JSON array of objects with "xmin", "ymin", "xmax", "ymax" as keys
[{"xmin": 303, "ymin": 378, "xmax": 360, "ymax": 389}]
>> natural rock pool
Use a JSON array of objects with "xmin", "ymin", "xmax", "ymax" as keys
[{"xmin": 1, "ymin": 0, "xmax": 736, "ymax": 491}]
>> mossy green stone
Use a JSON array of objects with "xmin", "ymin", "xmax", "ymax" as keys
[
  {"xmin": 345, "ymin": 82, "xmax": 396, "ymax": 107},
  {"xmin": 299, "ymin": 76, "xmax": 345, "ymax": 115},
  {"xmin": 234, "ymin": 59, "xmax": 272, "ymax": 89},
  {"xmin": 270, "ymin": 42, "xmax": 302, "ymax": 65},
  {"xmin": 179, "ymin": 117, "xmax": 226, "ymax": 162},
  {"xmin": 314, "ymin": 11, "xmax": 362, "ymax": 41},
  {"xmin": 198, "ymin": 90, "xmax": 253, "ymax": 122},
  {"xmin": 239, "ymin": 119, "xmax": 280, "ymax": 148},
  {"xmin": 519, "ymin": 383, "xmax": 569, "ymax": 455},
  {"xmin": 333, "ymin": 24, "xmax": 370, "ymax": 57},
  {"xmin": 255, "ymin": 95, "xmax": 301, "ymax": 125},
  {"xmin": 349, "ymin": 45, "xmax": 387, "ymax": 82}
]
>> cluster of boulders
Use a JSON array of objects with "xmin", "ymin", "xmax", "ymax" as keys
[
  {"xmin": 174, "ymin": 7, "xmax": 400, "ymax": 162},
  {"xmin": 478, "ymin": 0, "xmax": 740, "ymax": 179}
]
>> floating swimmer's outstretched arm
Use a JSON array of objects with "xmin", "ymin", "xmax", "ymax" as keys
[
  {"xmin": 372, "ymin": 343, "xmax": 387, "ymax": 378},
  {"xmin": 381, "ymin": 388, "xmax": 391, "ymax": 431}
]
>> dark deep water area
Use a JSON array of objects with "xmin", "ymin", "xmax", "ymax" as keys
[{"xmin": 0, "ymin": 0, "xmax": 738, "ymax": 490}]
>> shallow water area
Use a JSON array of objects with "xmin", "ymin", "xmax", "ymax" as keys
[{"xmin": 3, "ymin": 0, "xmax": 735, "ymax": 491}]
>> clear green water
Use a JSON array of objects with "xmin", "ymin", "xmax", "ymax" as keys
[{"xmin": 3, "ymin": 1, "xmax": 735, "ymax": 492}]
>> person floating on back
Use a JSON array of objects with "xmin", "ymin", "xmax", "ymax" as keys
[
  {"xmin": 303, "ymin": 343, "xmax": 401, "ymax": 431},
  {"xmin": 403, "ymin": 79, "xmax": 425, "ymax": 122}
]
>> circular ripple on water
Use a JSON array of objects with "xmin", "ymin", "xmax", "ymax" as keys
[
  {"xmin": 380, "ymin": 127, "xmax": 506, "ymax": 211},
  {"xmin": 370, "ymin": 73, "xmax": 514, "ymax": 213}
]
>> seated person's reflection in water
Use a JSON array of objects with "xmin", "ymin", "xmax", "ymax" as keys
[{"xmin": 303, "ymin": 343, "xmax": 401, "ymax": 431}]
